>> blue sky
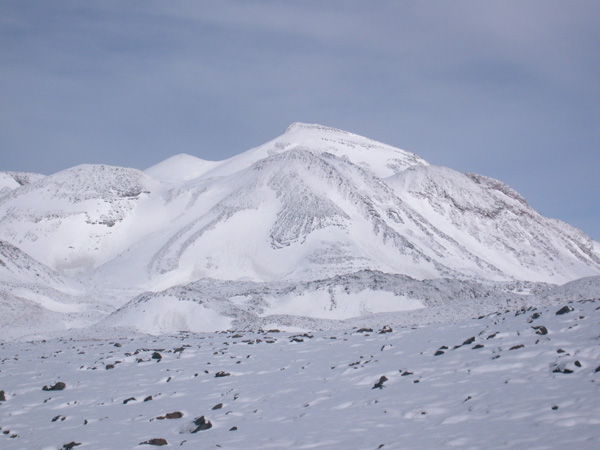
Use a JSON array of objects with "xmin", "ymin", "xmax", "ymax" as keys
[{"xmin": 1, "ymin": 1, "xmax": 599, "ymax": 241}]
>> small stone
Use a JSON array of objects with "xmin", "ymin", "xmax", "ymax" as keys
[
  {"xmin": 509, "ymin": 344, "xmax": 524, "ymax": 351},
  {"xmin": 105, "ymin": 364, "xmax": 115, "ymax": 370},
  {"xmin": 215, "ymin": 371, "xmax": 230, "ymax": 378},
  {"xmin": 372, "ymin": 376, "xmax": 388, "ymax": 389},
  {"xmin": 532, "ymin": 326, "xmax": 548, "ymax": 335},
  {"xmin": 472, "ymin": 344, "xmax": 484, "ymax": 349},
  {"xmin": 42, "ymin": 382, "xmax": 66, "ymax": 391},
  {"xmin": 595, "ymin": 365, "xmax": 600, "ymax": 373},
  {"xmin": 123, "ymin": 397, "xmax": 136, "ymax": 404},
  {"xmin": 212, "ymin": 403, "xmax": 223, "ymax": 410},
  {"xmin": 555, "ymin": 306, "xmax": 573, "ymax": 315},
  {"xmin": 191, "ymin": 416, "xmax": 212, "ymax": 433},
  {"xmin": 551, "ymin": 406, "xmax": 559, "ymax": 410},
  {"xmin": 144, "ymin": 396, "xmax": 153, "ymax": 402},
  {"xmin": 140, "ymin": 438, "xmax": 168, "ymax": 446},
  {"xmin": 151, "ymin": 352, "xmax": 162, "ymax": 361},
  {"xmin": 434, "ymin": 350, "xmax": 445, "ymax": 356},
  {"xmin": 62, "ymin": 442, "xmax": 81, "ymax": 450},
  {"xmin": 574, "ymin": 360, "xmax": 582, "ymax": 368},
  {"xmin": 166, "ymin": 411, "xmax": 183, "ymax": 419},
  {"xmin": 462, "ymin": 337, "xmax": 475, "ymax": 346},
  {"xmin": 229, "ymin": 426, "xmax": 238, "ymax": 431},
  {"xmin": 0, "ymin": 390, "xmax": 5, "ymax": 401}
]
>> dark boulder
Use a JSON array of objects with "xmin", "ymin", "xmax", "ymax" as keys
[{"xmin": 42, "ymin": 382, "xmax": 66, "ymax": 391}]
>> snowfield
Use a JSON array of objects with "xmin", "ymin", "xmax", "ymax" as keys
[{"xmin": 1, "ymin": 300, "xmax": 599, "ymax": 449}]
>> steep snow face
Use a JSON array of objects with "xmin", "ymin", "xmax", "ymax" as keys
[
  {"xmin": 0, "ymin": 165, "xmax": 165, "ymax": 275},
  {"xmin": 388, "ymin": 165, "xmax": 600, "ymax": 283}
]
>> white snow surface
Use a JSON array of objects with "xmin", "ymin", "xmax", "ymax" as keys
[{"xmin": 0, "ymin": 300, "xmax": 599, "ymax": 449}]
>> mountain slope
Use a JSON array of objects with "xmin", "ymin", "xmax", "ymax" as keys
[{"xmin": 1, "ymin": 123, "xmax": 599, "ymax": 337}]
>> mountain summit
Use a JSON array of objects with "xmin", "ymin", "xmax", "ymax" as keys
[{"xmin": 1, "ymin": 123, "xmax": 599, "ymax": 337}]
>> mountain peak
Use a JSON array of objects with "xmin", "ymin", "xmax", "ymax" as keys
[{"xmin": 284, "ymin": 122, "xmax": 351, "ymax": 136}]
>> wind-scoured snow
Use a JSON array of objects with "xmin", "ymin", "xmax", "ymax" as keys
[{"xmin": 1, "ymin": 300, "xmax": 598, "ymax": 449}]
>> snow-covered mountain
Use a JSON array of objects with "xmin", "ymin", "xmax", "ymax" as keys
[{"xmin": 1, "ymin": 123, "xmax": 599, "ymax": 338}]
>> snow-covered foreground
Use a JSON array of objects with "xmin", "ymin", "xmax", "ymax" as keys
[{"xmin": 1, "ymin": 300, "xmax": 599, "ymax": 450}]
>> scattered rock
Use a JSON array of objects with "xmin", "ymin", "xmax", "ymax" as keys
[
  {"xmin": 552, "ymin": 405, "xmax": 559, "ymax": 410},
  {"xmin": 144, "ymin": 396, "xmax": 153, "ymax": 402},
  {"xmin": 62, "ymin": 442, "xmax": 81, "ymax": 450},
  {"xmin": 151, "ymin": 352, "xmax": 162, "ymax": 361},
  {"xmin": 51, "ymin": 415, "xmax": 66, "ymax": 422},
  {"xmin": 230, "ymin": 426, "xmax": 238, "ymax": 431},
  {"xmin": 190, "ymin": 416, "xmax": 212, "ymax": 433},
  {"xmin": 166, "ymin": 411, "xmax": 183, "ymax": 419},
  {"xmin": 215, "ymin": 371, "xmax": 230, "ymax": 378},
  {"xmin": 379, "ymin": 326, "xmax": 393, "ymax": 334},
  {"xmin": 509, "ymin": 345, "xmax": 524, "ymax": 351},
  {"xmin": 0, "ymin": 390, "xmax": 5, "ymax": 401},
  {"xmin": 555, "ymin": 306, "xmax": 573, "ymax": 315},
  {"xmin": 434, "ymin": 350, "xmax": 445, "ymax": 356},
  {"xmin": 472, "ymin": 344, "xmax": 484, "ymax": 349},
  {"xmin": 372, "ymin": 376, "xmax": 388, "ymax": 389},
  {"xmin": 140, "ymin": 438, "xmax": 168, "ymax": 446},
  {"xmin": 400, "ymin": 371, "xmax": 413, "ymax": 376},
  {"xmin": 105, "ymin": 364, "xmax": 115, "ymax": 370},
  {"xmin": 574, "ymin": 360, "xmax": 582, "ymax": 368},
  {"xmin": 212, "ymin": 403, "xmax": 223, "ymax": 410},
  {"xmin": 595, "ymin": 365, "xmax": 600, "ymax": 373},
  {"xmin": 42, "ymin": 382, "xmax": 66, "ymax": 391},
  {"xmin": 123, "ymin": 397, "xmax": 136, "ymax": 404},
  {"xmin": 532, "ymin": 326, "xmax": 548, "ymax": 335},
  {"xmin": 462, "ymin": 337, "xmax": 475, "ymax": 346}
]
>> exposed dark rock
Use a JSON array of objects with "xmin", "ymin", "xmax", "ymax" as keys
[
  {"xmin": 487, "ymin": 333, "xmax": 497, "ymax": 340},
  {"xmin": 472, "ymin": 344, "xmax": 484, "ymax": 349},
  {"xmin": 400, "ymin": 371, "xmax": 413, "ymax": 376},
  {"xmin": 574, "ymin": 360, "xmax": 581, "ymax": 368},
  {"xmin": 532, "ymin": 326, "xmax": 548, "ymax": 335},
  {"xmin": 509, "ymin": 345, "xmax": 524, "ymax": 350},
  {"xmin": 62, "ymin": 442, "xmax": 81, "ymax": 450},
  {"xmin": 372, "ymin": 376, "xmax": 388, "ymax": 389},
  {"xmin": 140, "ymin": 438, "xmax": 168, "ymax": 446},
  {"xmin": 144, "ymin": 396, "xmax": 153, "ymax": 402},
  {"xmin": 151, "ymin": 352, "xmax": 162, "ymax": 361},
  {"xmin": 434, "ymin": 350, "xmax": 445, "ymax": 356},
  {"xmin": 105, "ymin": 364, "xmax": 115, "ymax": 370},
  {"xmin": 551, "ymin": 405, "xmax": 559, "ymax": 410},
  {"xmin": 555, "ymin": 306, "xmax": 573, "ymax": 315},
  {"xmin": 462, "ymin": 337, "xmax": 475, "ymax": 346},
  {"xmin": 356, "ymin": 328, "xmax": 373, "ymax": 333},
  {"xmin": 212, "ymin": 403, "xmax": 223, "ymax": 410},
  {"xmin": 191, "ymin": 416, "xmax": 212, "ymax": 433},
  {"xmin": 166, "ymin": 411, "xmax": 183, "ymax": 419},
  {"xmin": 595, "ymin": 365, "xmax": 600, "ymax": 373},
  {"xmin": 43, "ymin": 382, "xmax": 66, "ymax": 391},
  {"xmin": 123, "ymin": 397, "xmax": 136, "ymax": 404},
  {"xmin": 230, "ymin": 426, "xmax": 238, "ymax": 431},
  {"xmin": 379, "ymin": 326, "xmax": 393, "ymax": 334},
  {"xmin": 0, "ymin": 390, "xmax": 5, "ymax": 401},
  {"xmin": 290, "ymin": 338, "xmax": 304, "ymax": 343},
  {"xmin": 215, "ymin": 371, "xmax": 230, "ymax": 378}
]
